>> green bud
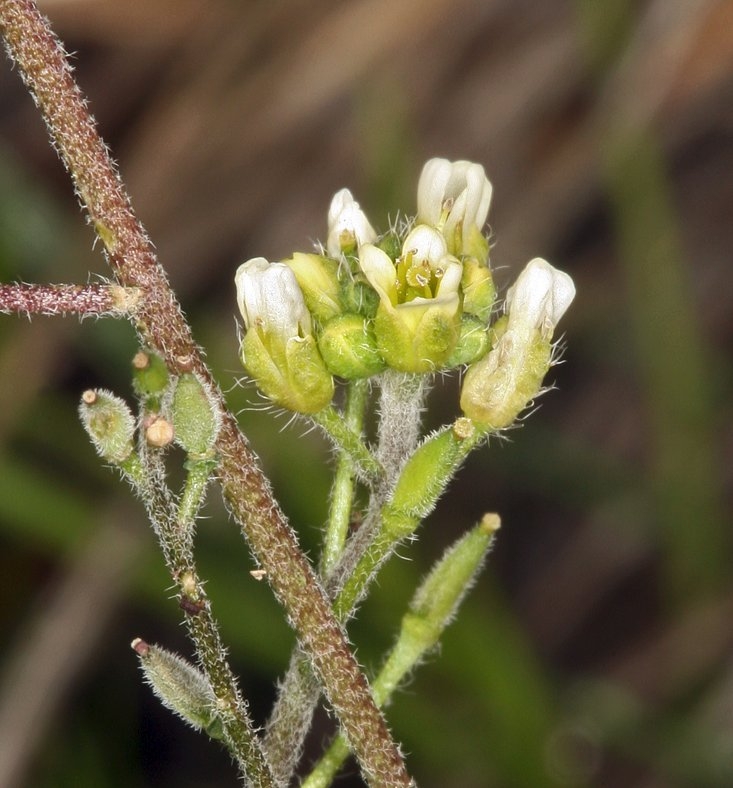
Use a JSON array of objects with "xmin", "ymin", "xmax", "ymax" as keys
[
  {"xmin": 318, "ymin": 314, "xmax": 386, "ymax": 379},
  {"xmin": 444, "ymin": 314, "xmax": 490, "ymax": 368},
  {"xmin": 131, "ymin": 638, "xmax": 224, "ymax": 740},
  {"xmin": 340, "ymin": 275, "xmax": 380, "ymax": 317},
  {"xmin": 461, "ymin": 257, "xmax": 495, "ymax": 322},
  {"xmin": 131, "ymin": 350, "xmax": 169, "ymax": 404},
  {"xmin": 171, "ymin": 373, "xmax": 220, "ymax": 456},
  {"xmin": 376, "ymin": 229, "xmax": 402, "ymax": 261},
  {"xmin": 285, "ymin": 252, "xmax": 342, "ymax": 323},
  {"xmin": 79, "ymin": 389, "xmax": 135, "ymax": 464}
]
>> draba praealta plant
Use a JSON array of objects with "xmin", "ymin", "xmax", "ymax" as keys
[{"xmin": 0, "ymin": 9, "xmax": 573, "ymax": 786}]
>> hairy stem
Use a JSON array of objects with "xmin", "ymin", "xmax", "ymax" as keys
[
  {"xmin": 134, "ymin": 446, "xmax": 274, "ymax": 785},
  {"xmin": 0, "ymin": 4, "xmax": 412, "ymax": 785},
  {"xmin": 0, "ymin": 282, "xmax": 140, "ymax": 316}
]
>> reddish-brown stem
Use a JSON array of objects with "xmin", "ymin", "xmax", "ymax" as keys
[
  {"xmin": 0, "ymin": 2, "xmax": 412, "ymax": 785},
  {"xmin": 0, "ymin": 282, "xmax": 139, "ymax": 316}
]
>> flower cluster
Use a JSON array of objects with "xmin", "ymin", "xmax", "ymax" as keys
[{"xmin": 234, "ymin": 158, "xmax": 575, "ymax": 426}]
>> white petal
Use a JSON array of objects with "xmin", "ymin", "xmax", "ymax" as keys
[
  {"xmin": 505, "ymin": 258, "xmax": 575, "ymax": 335},
  {"xmin": 235, "ymin": 258, "xmax": 311, "ymax": 337},
  {"xmin": 326, "ymin": 188, "xmax": 376, "ymax": 257},
  {"xmin": 358, "ymin": 244, "xmax": 398, "ymax": 304},
  {"xmin": 417, "ymin": 158, "xmax": 453, "ymax": 226},
  {"xmin": 402, "ymin": 224, "xmax": 448, "ymax": 267}
]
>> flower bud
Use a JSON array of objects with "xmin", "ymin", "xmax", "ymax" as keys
[
  {"xmin": 317, "ymin": 313, "xmax": 386, "ymax": 379},
  {"xmin": 326, "ymin": 188, "xmax": 377, "ymax": 257},
  {"xmin": 460, "ymin": 258, "xmax": 575, "ymax": 428},
  {"xmin": 235, "ymin": 257, "xmax": 334, "ymax": 413},
  {"xmin": 79, "ymin": 389, "xmax": 135, "ymax": 464},
  {"xmin": 417, "ymin": 158, "xmax": 492, "ymax": 258},
  {"xmin": 444, "ymin": 314, "xmax": 490, "ymax": 368}
]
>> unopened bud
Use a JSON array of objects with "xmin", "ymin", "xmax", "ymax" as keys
[{"xmin": 318, "ymin": 313, "xmax": 386, "ymax": 379}]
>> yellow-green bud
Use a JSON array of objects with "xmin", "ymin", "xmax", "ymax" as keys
[
  {"xmin": 131, "ymin": 638, "xmax": 224, "ymax": 740},
  {"xmin": 235, "ymin": 258, "xmax": 334, "ymax": 413},
  {"xmin": 79, "ymin": 389, "xmax": 135, "ymax": 464},
  {"xmin": 460, "ymin": 258, "xmax": 575, "ymax": 428},
  {"xmin": 285, "ymin": 252, "xmax": 342, "ymax": 323},
  {"xmin": 171, "ymin": 373, "xmax": 220, "ymax": 456},
  {"xmin": 317, "ymin": 313, "xmax": 386, "ymax": 379}
]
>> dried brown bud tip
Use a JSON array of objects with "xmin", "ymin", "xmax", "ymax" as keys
[{"xmin": 131, "ymin": 637, "xmax": 150, "ymax": 657}]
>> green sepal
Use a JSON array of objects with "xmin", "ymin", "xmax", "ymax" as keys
[
  {"xmin": 373, "ymin": 297, "xmax": 460, "ymax": 373},
  {"xmin": 459, "ymin": 317, "xmax": 553, "ymax": 428},
  {"xmin": 285, "ymin": 252, "xmax": 343, "ymax": 323},
  {"xmin": 444, "ymin": 314, "xmax": 490, "ymax": 368},
  {"xmin": 461, "ymin": 257, "xmax": 495, "ymax": 322},
  {"xmin": 241, "ymin": 330, "xmax": 334, "ymax": 414}
]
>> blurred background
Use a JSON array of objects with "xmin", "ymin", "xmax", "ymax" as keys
[{"xmin": 0, "ymin": 0, "xmax": 732, "ymax": 786}]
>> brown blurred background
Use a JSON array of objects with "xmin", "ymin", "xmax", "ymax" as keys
[{"xmin": 0, "ymin": 1, "xmax": 732, "ymax": 786}]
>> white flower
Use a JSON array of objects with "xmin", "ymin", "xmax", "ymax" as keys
[
  {"xmin": 234, "ymin": 257, "xmax": 334, "ymax": 413},
  {"xmin": 416, "ymin": 158, "xmax": 492, "ymax": 254},
  {"xmin": 235, "ymin": 257, "xmax": 312, "ymax": 340},
  {"xmin": 326, "ymin": 188, "xmax": 377, "ymax": 257},
  {"xmin": 505, "ymin": 258, "xmax": 575, "ymax": 340}
]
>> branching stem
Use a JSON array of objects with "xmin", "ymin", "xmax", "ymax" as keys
[{"xmin": 0, "ymin": 4, "xmax": 412, "ymax": 785}]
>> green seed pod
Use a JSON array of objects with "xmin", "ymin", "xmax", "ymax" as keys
[
  {"xmin": 78, "ymin": 389, "xmax": 135, "ymax": 464},
  {"xmin": 171, "ymin": 373, "xmax": 220, "ymax": 457},
  {"xmin": 131, "ymin": 638, "xmax": 224, "ymax": 740},
  {"xmin": 131, "ymin": 350, "xmax": 169, "ymax": 405},
  {"xmin": 318, "ymin": 314, "xmax": 386, "ymax": 379}
]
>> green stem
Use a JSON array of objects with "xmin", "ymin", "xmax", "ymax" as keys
[
  {"xmin": 334, "ymin": 419, "xmax": 486, "ymax": 621},
  {"xmin": 303, "ymin": 516, "xmax": 499, "ymax": 788},
  {"xmin": 320, "ymin": 380, "xmax": 370, "ymax": 577},
  {"xmin": 129, "ymin": 446, "xmax": 275, "ymax": 786},
  {"xmin": 311, "ymin": 396, "xmax": 381, "ymax": 484}
]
